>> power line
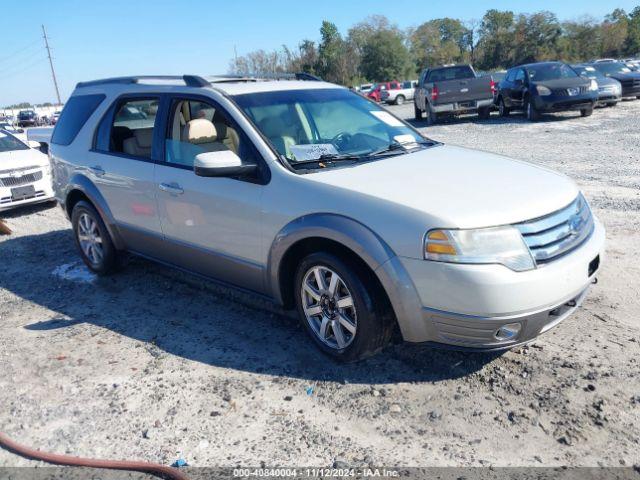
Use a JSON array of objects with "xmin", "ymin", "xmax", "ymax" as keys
[
  {"xmin": 42, "ymin": 25, "xmax": 61, "ymax": 105},
  {"xmin": 0, "ymin": 40, "xmax": 41, "ymax": 65},
  {"xmin": 0, "ymin": 57, "xmax": 48, "ymax": 81}
]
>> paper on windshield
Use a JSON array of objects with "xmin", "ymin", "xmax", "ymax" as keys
[
  {"xmin": 0, "ymin": 132, "xmax": 6, "ymax": 139},
  {"xmin": 393, "ymin": 134, "xmax": 419, "ymax": 147},
  {"xmin": 290, "ymin": 143, "xmax": 339, "ymax": 161},
  {"xmin": 370, "ymin": 110, "xmax": 404, "ymax": 127}
]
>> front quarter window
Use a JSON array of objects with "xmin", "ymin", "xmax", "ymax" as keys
[{"xmin": 233, "ymin": 88, "xmax": 432, "ymax": 170}]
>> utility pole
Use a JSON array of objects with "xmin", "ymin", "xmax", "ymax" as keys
[{"xmin": 42, "ymin": 25, "xmax": 61, "ymax": 105}]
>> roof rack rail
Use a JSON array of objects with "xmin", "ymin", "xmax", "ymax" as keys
[
  {"xmin": 75, "ymin": 75, "xmax": 210, "ymax": 89},
  {"xmin": 210, "ymin": 72, "xmax": 322, "ymax": 82}
]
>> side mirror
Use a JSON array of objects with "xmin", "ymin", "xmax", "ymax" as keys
[{"xmin": 194, "ymin": 150, "xmax": 257, "ymax": 178}]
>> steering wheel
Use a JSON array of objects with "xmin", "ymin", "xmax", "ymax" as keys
[{"xmin": 331, "ymin": 132, "xmax": 352, "ymax": 151}]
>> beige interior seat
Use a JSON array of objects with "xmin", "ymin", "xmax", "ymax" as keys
[
  {"xmin": 183, "ymin": 119, "xmax": 228, "ymax": 152},
  {"xmin": 212, "ymin": 121, "xmax": 240, "ymax": 154},
  {"xmin": 258, "ymin": 114, "xmax": 298, "ymax": 157},
  {"xmin": 123, "ymin": 128, "xmax": 153, "ymax": 157}
]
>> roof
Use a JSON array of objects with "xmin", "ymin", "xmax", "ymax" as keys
[
  {"xmin": 211, "ymin": 79, "xmax": 343, "ymax": 95},
  {"xmin": 73, "ymin": 74, "xmax": 342, "ymax": 97}
]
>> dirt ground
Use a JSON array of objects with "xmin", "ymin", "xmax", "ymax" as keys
[{"xmin": 1, "ymin": 100, "xmax": 639, "ymax": 470}]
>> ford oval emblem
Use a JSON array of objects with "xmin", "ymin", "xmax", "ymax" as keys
[{"xmin": 568, "ymin": 214, "xmax": 582, "ymax": 235}]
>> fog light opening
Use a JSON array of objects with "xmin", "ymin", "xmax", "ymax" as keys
[{"xmin": 494, "ymin": 322, "xmax": 522, "ymax": 341}]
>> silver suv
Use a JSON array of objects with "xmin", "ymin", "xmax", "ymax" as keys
[{"xmin": 50, "ymin": 75, "xmax": 604, "ymax": 361}]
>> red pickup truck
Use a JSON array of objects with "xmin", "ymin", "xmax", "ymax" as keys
[{"xmin": 367, "ymin": 81, "xmax": 402, "ymax": 102}]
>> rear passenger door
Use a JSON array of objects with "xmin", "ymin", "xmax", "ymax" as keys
[
  {"xmin": 89, "ymin": 96, "xmax": 163, "ymax": 254},
  {"xmin": 153, "ymin": 96, "xmax": 267, "ymax": 293}
]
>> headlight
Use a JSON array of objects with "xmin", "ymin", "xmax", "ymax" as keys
[
  {"xmin": 536, "ymin": 85, "xmax": 552, "ymax": 96},
  {"xmin": 589, "ymin": 80, "xmax": 598, "ymax": 91},
  {"xmin": 425, "ymin": 226, "xmax": 535, "ymax": 272}
]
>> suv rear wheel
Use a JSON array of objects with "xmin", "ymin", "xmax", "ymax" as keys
[
  {"xmin": 294, "ymin": 252, "xmax": 394, "ymax": 362},
  {"xmin": 71, "ymin": 201, "xmax": 120, "ymax": 275}
]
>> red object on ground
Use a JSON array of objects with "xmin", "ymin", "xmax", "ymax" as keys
[{"xmin": 0, "ymin": 431, "xmax": 189, "ymax": 480}]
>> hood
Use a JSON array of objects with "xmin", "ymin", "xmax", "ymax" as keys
[
  {"xmin": 533, "ymin": 77, "xmax": 590, "ymax": 89},
  {"xmin": 0, "ymin": 148, "xmax": 49, "ymax": 172},
  {"xmin": 607, "ymin": 71, "xmax": 640, "ymax": 81},
  {"xmin": 304, "ymin": 145, "xmax": 579, "ymax": 229},
  {"xmin": 595, "ymin": 76, "xmax": 621, "ymax": 87}
]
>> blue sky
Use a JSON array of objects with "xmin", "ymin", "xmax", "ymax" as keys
[{"xmin": 1, "ymin": 0, "xmax": 637, "ymax": 106}]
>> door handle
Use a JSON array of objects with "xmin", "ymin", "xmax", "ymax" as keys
[
  {"xmin": 89, "ymin": 165, "xmax": 105, "ymax": 176},
  {"xmin": 159, "ymin": 182, "xmax": 184, "ymax": 195}
]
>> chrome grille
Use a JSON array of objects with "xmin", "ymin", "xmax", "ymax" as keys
[
  {"xmin": 552, "ymin": 86, "xmax": 589, "ymax": 96},
  {"xmin": 0, "ymin": 170, "xmax": 43, "ymax": 187},
  {"xmin": 515, "ymin": 195, "xmax": 594, "ymax": 264}
]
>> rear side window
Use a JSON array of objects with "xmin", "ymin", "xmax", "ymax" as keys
[
  {"xmin": 51, "ymin": 94, "xmax": 105, "ymax": 146},
  {"xmin": 110, "ymin": 98, "xmax": 159, "ymax": 159}
]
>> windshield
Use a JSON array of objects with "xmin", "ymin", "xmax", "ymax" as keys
[
  {"xmin": 573, "ymin": 65, "xmax": 605, "ymax": 80},
  {"xmin": 593, "ymin": 62, "xmax": 633, "ymax": 75},
  {"xmin": 0, "ymin": 131, "xmax": 29, "ymax": 153},
  {"xmin": 233, "ymin": 88, "xmax": 430, "ymax": 168},
  {"xmin": 528, "ymin": 63, "xmax": 578, "ymax": 81}
]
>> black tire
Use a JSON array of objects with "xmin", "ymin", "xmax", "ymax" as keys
[
  {"xmin": 426, "ymin": 108, "xmax": 437, "ymax": 125},
  {"xmin": 414, "ymin": 103, "xmax": 423, "ymax": 120},
  {"xmin": 606, "ymin": 102, "xmax": 618, "ymax": 107},
  {"xmin": 498, "ymin": 97, "xmax": 510, "ymax": 117},
  {"xmin": 294, "ymin": 252, "xmax": 394, "ymax": 362},
  {"xmin": 525, "ymin": 96, "xmax": 540, "ymax": 121},
  {"xmin": 478, "ymin": 106, "xmax": 491, "ymax": 120},
  {"xmin": 637, "ymin": 96, "xmax": 640, "ymax": 100},
  {"xmin": 395, "ymin": 95, "xmax": 405, "ymax": 105},
  {"xmin": 580, "ymin": 107, "xmax": 593, "ymax": 117},
  {"xmin": 71, "ymin": 201, "xmax": 120, "ymax": 275}
]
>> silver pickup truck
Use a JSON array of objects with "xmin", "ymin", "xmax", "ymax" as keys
[{"xmin": 414, "ymin": 64, "xmax": 495, "ymax": 124}]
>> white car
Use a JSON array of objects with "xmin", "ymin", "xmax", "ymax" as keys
[
  {"xmin": 381, "ymin": 80, "xmax": 417, "ymax": 105},
  {"xmin": 0, "ymin": 130, "xmax": 54, "ymax": 211},
  {"xmin": 50, "ymin": 75, "xmax": 604, "ymax": 361}
]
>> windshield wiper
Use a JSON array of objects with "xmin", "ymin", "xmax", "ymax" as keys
[
  {"xmin": 289, "ymin": 153, "xmax": 364, "ymax": 168},
  {"xmin": 367, "ymin": 139, "xmax": 435, "ymax": 158}
]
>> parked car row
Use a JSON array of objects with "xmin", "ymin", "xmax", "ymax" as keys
[
  {"xmin": 414, "ymin": 59, "xmax": 640, "ymax": 123},
  {"xmin": 1, "ymin": 109, "xmax": 63, "ymax": 128},
  {"xmin": 355, "ymin": 80, "xmax": 418, "ymax": 104}
]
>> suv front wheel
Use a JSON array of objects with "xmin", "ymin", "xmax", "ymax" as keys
[
  {"xmin": 71, "ymin": 201, "xmax": 120, "ymax": 275},
  {"xmin": 294, "ymin": 252, "xmax": 394, "ymax": 362}
]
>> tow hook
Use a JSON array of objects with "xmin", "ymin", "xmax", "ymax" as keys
[{"xmin": 592, "ymin": 277, "xmax": 598, "ymax": 285}]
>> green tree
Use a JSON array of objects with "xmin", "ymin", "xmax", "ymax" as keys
[
  {"xmin": 559, "ymin": 17, "xmax": 602, "ymax": 62},
  {"xmin": 476, "ymin": 9, "xmax": 516, "ymax": 70},
  {"xmin": 627, "ymin": 6, "xmax": 640, "ymax": 55},
  {"xmin": 317, "ymin": 21, "xmax": 353, "ymax": 84},
  {"xmin": 512, "ymin": 11, "xmax": 562, "ymax": 64},
  {"xmin": 410, "ymin": 19, "xmax": 466, "ymax": 69},
  {"xmin": 361, "ymin": 29, "xmax": 413, "ymax": 81},
  {"xmin": 601, "ymin": 8, "xmax": 629, "ymax": 57}
]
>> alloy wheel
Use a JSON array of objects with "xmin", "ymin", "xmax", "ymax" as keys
[
  {"xmin": 77, "ymin": 213, "xmax": 103, "ymax": 266},
  {"xmin": 301, "ymin": 266, "xmax": 357, "ymax": 349}
]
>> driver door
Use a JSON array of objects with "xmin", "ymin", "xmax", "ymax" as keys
[{"xmin": 153, "ymin": 96, "xmax": 268, "ymax": 293}]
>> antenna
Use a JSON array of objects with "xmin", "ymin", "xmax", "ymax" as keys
[{"xmin": 42, "ymin": 25, "xmax": 61, "ymax": 105}]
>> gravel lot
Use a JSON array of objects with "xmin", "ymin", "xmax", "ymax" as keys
[{"xmin": 1, "ymin": 100, "xmax": 639, "ymax": 470}]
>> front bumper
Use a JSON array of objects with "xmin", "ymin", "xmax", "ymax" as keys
[
  {"xmin": 597, "ymin": 91, "xmax": 621, "ymax": 105},
  {"xmin": 388, "ymin": 218, "xmax": 605, "ymax": 348},
  {"xmin": 0, "ymin": 180, "xmax": 54, "ymax": 212},
  {"xmin": 533, "ymin": 93, "xmax": 596, "ymax": 112}
]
